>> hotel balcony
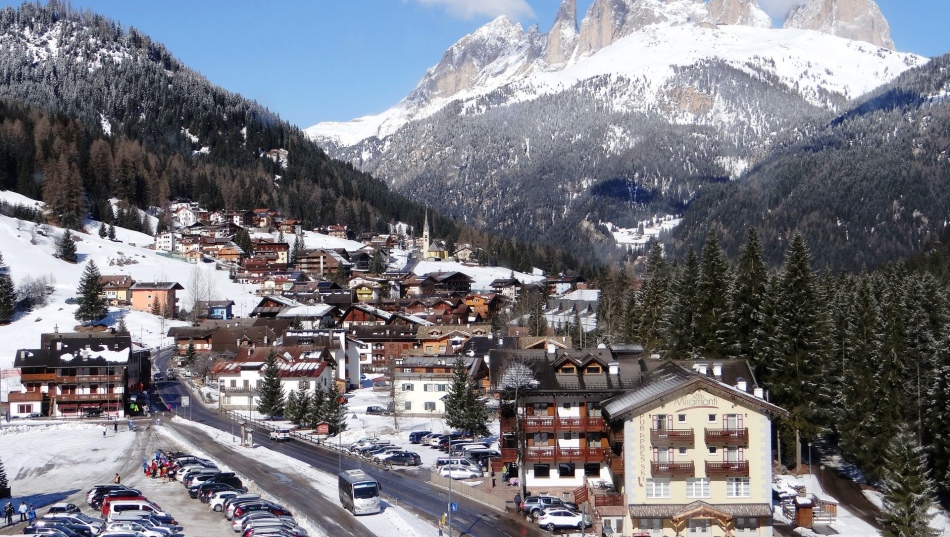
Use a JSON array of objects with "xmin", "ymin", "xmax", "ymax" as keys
[
  {"xmin": 499, "ymin": 446, "xmax": 606, "ymax": 463},
  {"xmin": 650, "ymin": 461, "xmax": 695, "ymax": 478},
  {"xmin": 705, "ymin": 461, "xmax": 750, "ymax": 477},
  {"xmin": 20, "ymin": 372, "xmax": 57, "ymax": 382},
  {"xmin": 500, "ymin": 416, "xmax": 606, "ymax": 434},
  {"xmin": 220, "ymin": 386, "xmax": 258, "ymax": 395},
  {"xmin": 9, "ymin": 392, "xmax": 45, "ymax": 403},
  {"xmin": 57, "ymin": 374, "xmax": 125, "ymax": 384},
  {"xmin": 704, "ymin": 428, "xmax": 749, "ymax": 446},
  {"xmin": 650, "ymin": 428, "xmax": 695, "ymax": 446},
  {"xmin": 56, "ymin": 393, "xmax": 122, "ymax": 402}
]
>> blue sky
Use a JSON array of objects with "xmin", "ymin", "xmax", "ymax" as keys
[{"xmin": 5, "ymin": 0, "xmax": 949, "ymax": 128}]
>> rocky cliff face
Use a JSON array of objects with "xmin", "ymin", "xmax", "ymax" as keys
[
  {"xmin": 707, "ymin": 0, "xmax": 771, "ymax": 28},
  {"xmin": 784, "ymin": 0, "xmax": 894, "ymax": 50},
  {"xmin": 543, "ymin": 0, "xmax": 579, "ymax": 67}
]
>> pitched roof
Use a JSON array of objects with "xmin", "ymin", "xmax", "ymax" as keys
[{"xmin": 130, "ymin": 282, "xmax": 184, "ymax": 291}]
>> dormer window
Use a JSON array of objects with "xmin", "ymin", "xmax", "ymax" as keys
[
  {"xmin": 587, "ymin": 366, "xmax": 602, "ymax": 374},
  {"xmin": 561, "ymin": 366, "xmax": 576, "ymax": 374}
]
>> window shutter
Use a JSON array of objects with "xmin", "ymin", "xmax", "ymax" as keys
[
  {"xmin": 653, "ymin": 447, "xmax": 658, "ymax": 461},
  {"xmin": 738, "ymin": 447, "xmax": 745, "ymax": 461},
  {"xmin": 722, "ymin": 414, "xmax": 727, "ymax": 430},
  {"xmin": 737, "ymin": 414, "xmax": 743, "ymax": 429},
  {"xmin": 652, "ymin": 415, "xmax": 658, "ymax": 429},
  {"xmin": 667, "ymin": 415, "xmax": 674, "ymax": 430}
]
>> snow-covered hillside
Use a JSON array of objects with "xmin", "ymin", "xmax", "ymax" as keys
[{"xmin": 307, "ymin": 12, "xmax": 924, "ymax": 147}]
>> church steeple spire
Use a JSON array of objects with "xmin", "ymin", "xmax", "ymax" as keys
[{"xmin": 422, "ymin": 207, "xmax": 431, "ymax": 255}]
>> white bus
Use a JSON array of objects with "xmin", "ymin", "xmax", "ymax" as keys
[{"xmin": 338, "ymin": 469, "xmax": 381, "ymax": 515}]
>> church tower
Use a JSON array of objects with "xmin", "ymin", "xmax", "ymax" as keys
[{"xmin": 422, "ymin": 208, "xmax": 431, "ymax": 256}]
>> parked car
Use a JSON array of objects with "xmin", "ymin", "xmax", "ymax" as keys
[
  {"xmin": 386, "ymin": 452, "xmax": 422, "ymax": 466},
  {"xmin": 270, "ymin": 429, "xmax": 291, "ymax": 441},
  {"xmin": 209, "ymin": 490, "xmax": 241, "ymax": 512},
  {"xmin": 521, "ymin": 495, "xmax": 566, "ymax": 516},
  {"xmin": 438, "ymin": 464, "xmax": 483, "ymax": 480},
  {"xmin": 82, "ymin": 408, "xmax": 103, "ymax": 418},
  {"xmin": 365, "ymin": 406, "xmax": 388, "ymax": 415},
  {"xmin": 45, "ymin": 503, "xmax": 81, "ymax": 515},
  {"xmin": 408, "ymin": 431, "xmax": 431, "ymax": 444},
  {"xmin": 536, "ymin": 508, "xmax": 591, "ymax": 532}
]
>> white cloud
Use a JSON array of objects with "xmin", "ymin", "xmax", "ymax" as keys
[
  {"xmin": 414, "ymin": 0, "xmax": 536, "ymax": 21},
  {"xmin": 758, "ymin": 0, "xmax": 805, "ymax": 21}
]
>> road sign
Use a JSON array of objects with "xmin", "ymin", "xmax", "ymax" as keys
[
  {"xmin": 181, "ymin": 396, "xmax": 190, "ymax": 407},
  {"xmin": 450, "ymin": 502, "xmax": 458, "ymax": 512}
]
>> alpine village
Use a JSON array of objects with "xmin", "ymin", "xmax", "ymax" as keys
[{"xmin": 1, "ymin": 1, "xmax": 950, "ymax": 537}]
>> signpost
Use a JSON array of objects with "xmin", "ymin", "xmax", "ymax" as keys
[{"xmin": 181, "ymin": 395, "xmax": 190, "ymax": 420}]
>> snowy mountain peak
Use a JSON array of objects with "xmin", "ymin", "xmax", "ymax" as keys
[
  {"xmin": 543, "ymin": 0, "xmax": 579, "ymax": 67},
  {"xmin": 707, "ymin": 0, "xmax": 772, "ymax": 28},
  {"xmin": 784, "ymin": 0, "xmax": 894, "ymax": 50}
]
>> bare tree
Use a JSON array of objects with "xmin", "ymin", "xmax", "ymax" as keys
[
  {"xmin": 496, "ymin": 355, "xmax": 541, "ymax": 499},
  {"xmin": 187, "ymin": 266, "xmax": 217, "ymax": 324}
]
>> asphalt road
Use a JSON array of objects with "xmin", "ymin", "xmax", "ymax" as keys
[{"xmin": 151, "ymin": 349, "xmax": 545, "ymax": 537}]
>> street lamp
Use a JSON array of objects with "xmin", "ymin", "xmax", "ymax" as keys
[{"xmin": 808, "ymin": 441, "xmax": 813, "ymax": 476}]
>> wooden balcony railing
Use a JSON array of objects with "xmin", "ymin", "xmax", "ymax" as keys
[
  {"xmin": 704, "ymin": 428, "xmax": 749, "ymax": 445},
  {"xmin": 8, "ymin": 392, "xmax": 45, "ymax": 403},
  {"xmin": 650, "ymin": 428, "xmax": 695, "ymax": 445},
  {"xmin": 500, "ymin": 446, "xmax": 607, "ymax": 463},
  {"xmin": 56, "ymin": 393, "xmax": 122, "ymax": 402},
  {"xmin": 220, "ymin": 386, "xmax": 258, "ymax": 395},
  {"xmin": 57, "ymin": 374, "xmax": 124, "ymax": 384},
  {"xmin": 705, "ymin": 461, "xmax": 750, "ymax": 477},
  {"xmin": 20, "ymin": 372, "xmax": 57, "ymax": 382},
  {"xmin": 591, "ymin": 493, "xmax": 626, "ymax": 507},
  {"xmin": 650, "ymin": 461, "xmax": 695, "ymax": 478},
  {"xmin": 605, "ymin": 453, "xmax": 624, "ymax": 473},
  {"xmin": 500, "ymin": 416, "xmax": 606, "ymax": 433}
]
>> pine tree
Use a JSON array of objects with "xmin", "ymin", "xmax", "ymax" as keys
[
  {"xmin": 325, "ymin": 383, "xmax": 347, "ymax": 436},
  {"xmin": 56, "ymin": 230, "xmax": 77, "ymax": 263},
  {"xmin": 728, "ymin": 227, "xmax": 767, "ymax": 362},
  {"xmin": 108, "ymin": 224, "xmax": 116, "ymax": 241},
  {"xmin": 256, "ymin": 351, "xmax": 285, "ymax": 419},
  {"xmin": 443, "ymin": 356, "xmax": 489, "ymax": 436},
  {"xmin": 284, "ymin": 386, "xmax": 301, "ymax": 425},
  {"xmin": 116, "ymin": 315, "xmax": 129, "ymax": 334},
  {"xmin": 150, "ymin": 298, "xmax": 161, "ymax": 316},
  {"xmin": 695, "ymin": 231, "xmax": 732, "ymax": 359},
  {"xmin": 879, "ymin": 425, "xmax": 937, "ymax": 537},
  {"xmin": 369, "ymin": 250, "xmax": 385, "ymax": 275},
  {"xmin": 75, "ymin": 260, "xmax": 107, "ymax": 324},
  {"xmin": 925, "ymin": 338, "xmax": 950, "ymax": 492},
  {"xmin": 666, "ymin": 247, "xmax": 699, "ymax": 359},
  {"xmin": 306, "ymin": 386, "xmax": 328, "ymax": 429},
  {"xmin": 0, "ymin": 454, "xmax": 9, "ymax": 494},
  {"xmin": 234, "ymin": 228, "xmax": 252, "ymax": 257},
  {"xmin": 0, "ymin": 253, "xmax": 15, "ymax": 324},
  {"xmin": 183, "ymin": 340, "xmax": 197, "ymax": 366},
  {"xmin": 637, "ymin": 239, "xmax": 671, "ymax": 352},
  {"xmin": 98, "ymin": 223, "xmax": 107, "ymax": 238},
  {"xmin": 290, "ymin": 235, "xmax": 303, "ymax": 268}
]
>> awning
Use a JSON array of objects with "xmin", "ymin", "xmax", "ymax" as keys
[{"xmin": 628, "ymin": 502, "xmax": 773, "ymax": 520}]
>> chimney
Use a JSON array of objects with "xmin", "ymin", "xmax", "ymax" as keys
[
  {"xmin": 696, "ymin": 363, "xmax": 707, "ymax": 375},
  {"xmin": 736, "ymin": 377, "xmax": 747, "ymax": 392},
  {"xmin": 713, "ymin": 363, "xmax": 722, "ymax": 378},
  {"xmin": 608, "ymin": 362, "xmax": 619, "ymax": 376},
  {"xmin": 546, "ymin": 343, "xmax": 556, "ymax": 355},
  {"xmin": 753, "ymin": 387, "xmax": 764, "ymax": 399}
]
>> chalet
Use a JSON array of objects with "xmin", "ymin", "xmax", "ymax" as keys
[
  {"xmin": 212, "ymin": 346, "xmax": 336, "ymax": 412},
  {"xmin": 217, "ymin": 245, "xmax": 243, "ymax": 263},
  {"xmin": 167, "ymin": 326, "xmax": 216, "ymax": 354},
  {"xmin": 99, "ymin": 275, "xmax": 134, "ymax": 306},
  {"xmin": 227, "ymin": 210, "xmax": 254, "ymax": 227},
  {"xmin": 173, "ymin": 206, "xmax": 198, "ymax": 227},
  {"xmin": 489, "ymin": 277, "xmax": 522, "ymax": 301},
  {"xmin": 194, "ymin": 300, "xmax": 236, "ymax": 320},
  {"xmin": 417, "ymin": 272, "xmax": 473, "ymax": 296},
  {"xmin": 251, "ymin": 239, "xmax": 290, "ymax": 268},
  {"xmin": 416, "ymin": 324, "xmax": 491, "ymax": 355},
  {"xmin": 275, "ymin": 304, "xmax": 336, "ymax": 329},
  {"xmin": 295, "ymin": 248, "xmax": 352, "ymax": 279},
  {"xmin": 546, "ymin": 274, "xmax": 585, "ymax": 296},
  {"xmin": 327, "ymin": 225, "xmax": 348, "ymax": 239},
  {"xmin": 453, "ymin": 244, "xmax": 477, "ymax": 262},
  {"xmin": 10, "ymin": 333, "xmax": 138, "ymax": 418},
  {"xmin": 392, "ymin": 354, "xmax": 489, "ymax": 416},
  {"xmin": 348, "ymin": 324, "xmax": 419, "ymax": 372},
  {"xmin": 184, "ymin": 250, "xmax": 204, "ymax": 263},
  {"xmin": 252, "ymin": 209, "xmax": 273, "ymax": 229},
  {"xmin": 465, "ymin": 293, "xmax": 504, "ymax": 320},
  {"xmin": 249, "ymin": 295, "xmax": 302, "ymax": 318},
  {"xmin": 544, "ymin": 289, "xmax": 600, "ymax": 333},
  {"xmin": 129, "ymin": 282, "xmax": 184, "ymax": 316}
]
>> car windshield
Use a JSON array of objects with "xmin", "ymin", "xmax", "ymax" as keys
[
  {"xmin": 74, "ymin": 514, "xmax": 96, "ymax": 522},
  {"xmin": 353, "ymin": 483, "xmax": 379, "ymax": 499}
]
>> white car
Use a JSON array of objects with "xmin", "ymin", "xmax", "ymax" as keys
[
  {"xmin": 536, "ymin": 508, "xmax": 591, "ymax": 532},
  {"xmin": 269, "ymin": 429, "xmax": 291, "ymax": 441},
  {"xmin": 106, "ymin": 521, "xmax": 166, "ymax": 537},
  {"xmin": 438, "ymin": 464, "xmax": 483, "ymax": 480},
  {"xmin": 209, "ymin": 490, "xmax": 240, "ymax": 512}
]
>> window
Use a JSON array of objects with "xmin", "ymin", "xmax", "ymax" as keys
[
  {"xmin": 678, "ymin": 447, "xmax": 688, "ymax": 456},
  {"xmin": 584, "ymin": 463, "xmax": 601, "ymax": 476},
  {"xmin": 534, "ymin": 464, "xmax": 550, "ymax": 478},
  {"xmin": 654, "ymin": 448, "xmax": 672, "ymax": 463},
  {"xmin": 561, "ymin": 366, "xmax": 575, "ymax": 374},
  {"xmin": 708, "ymin": 414, "xmax": 717, "ymax": 423},
  {"xmin": 437, "ymin": 384, "xmax": 448, "ymax": 392},
  {"xmin": 587, "ymin": 365, "xmax": 601, "ymax": 374},
  {"xmin": 725, "ymin": 413, "xmax": 741, "ymax": 429},
  {"xmin": 403, "ymin": 368, "xmax": 412, "ymax": 373},
  {"xmin": 230, "ymin": 380, "xmax": 236, "ymax": 388},
  {"xmin": 708, "ymin": 447, "xmax": 717, "ymax": 455},
  {"xmin": 424, "ymin": 384, "xmax": 434, "ymax": 392},
  {"xmin": 558, "ymin": 463, "xmax": 576, "ymax": 477},
  {"xmin": 404, "ymin": 401, "xmax": 411, "ymax": 410},
  {"xmin": 678, "ymin": 414, "xmax": 687, "ymax": 423},
  {"xmin": 563, "ymin": 402, "xmax": 572, "ymax": 409},
  {"xmin": 726, "ymin": 477, "xmax": 751, "ymax": 497},
  {"xmin": 424, "ymin": 402, "xmax": 436, "ymax": 411},
  {"xmin": 653, "ymin": 414, "xmax": 671, "ymax": 430},
  {"xmin": 736, "ymin": 517, "xmax": 759, "ymax": 532},
  {"xmin": 645, "ymin": 478, "xmax": 671, "ymax": 498},
  {"xmin": 534, "ymin": 432, "xmax": 549, "ymax": 443},
  {"xmin": 688, "ymin": 519, "xmax": 709, "ymax": 533},
  {"xmin": 402, "ymin": 383, "xmax": 413, "ymax": 391},
  {"xmin": 642, "ymin": 518, "xmax": 662, "ymax": 536},
  {"xmin": 686, "ymin": 478, "xmax": 710, "ymax": 498}
]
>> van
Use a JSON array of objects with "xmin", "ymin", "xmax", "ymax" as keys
[
  {"xmin": 435, "ymin": 457, "xmax": 479, "ymax": 470},
  {"xmin": 408, "ymin": 431, "xmax": 431, "ymax": 444},
  {"xmin": 106, "ymin": 500, "xmax": 167, "ymax": 521},
  {"xmin": 101, "ymin": 495, "xmax": 147, "ymax": 516},
  {"xmin": 466, "ymin": 449, "xmax": 501, "ymax": 467}
]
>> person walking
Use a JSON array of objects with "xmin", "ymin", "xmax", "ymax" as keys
[
  {"xmin": 17, "ymin": 501, "xmax": 26, "ymax": 522},
  {"xmin": 26, "ymin": 505, "xmax": 35, "ymax": 524},
  {"xmin": 4, "ymin": 502, "xmax": 13, "ymax": 526},
  {"xmin": 513, "ymin": 492, "xmax": 522, "ymax": 514},
  {"xmin": 113, "ymin": 472, "xmax": 121, "ymax": 484},
  {"xmin": 113, "ymin": 420, "xmax": 118, "ymax": 434}
]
